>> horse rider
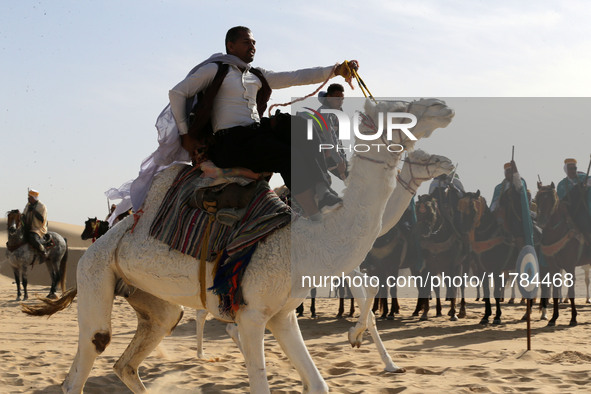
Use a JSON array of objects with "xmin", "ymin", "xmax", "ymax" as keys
[
  {"xmin": 428, "ymin": 172, "xmax": 465, "ymax": 231},
  {"xmin": 315, "ymin": 83, "xmax": 348, "ymax": 211},
  {"xmin": 557, "ymin": 157, "xmax": 591, "ymax": 243},
  {"xmin": 490, "ymin": 161, "xmax": 535, "ymax": 246},
  {"xmin": 23, "ymin": 189, "xmax": 49, "ymax": 257}
]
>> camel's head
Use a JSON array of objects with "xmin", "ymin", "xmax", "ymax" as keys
[
  {"xmin": 398, "ymin": 149, "xmax": 454, "ymax": 189},
  {"xmin": 363, "ymin": 98, "xmax": 454, "ymax": 148}
]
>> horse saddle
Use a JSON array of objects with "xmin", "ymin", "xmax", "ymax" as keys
[{"xmin": 189, "ymin": 181, "xmax": 259, "ymax": 226}]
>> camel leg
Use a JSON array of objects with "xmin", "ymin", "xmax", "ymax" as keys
[
  {"xmin": 62, "ymin": 265, "xmax": 116, "ymax": 393},
  {"xmin": 236, "ymin": 309, "xmax": 271, "ymax": 393},
  {"xmin": 113, "ymin": 289, "xmax": 184, "ymax": 393},
  {"xmin": 347, "ymin": 278, "xmax": 376, "ymax": 348},
  {"xmin": 267, "ymin": 310, "xmax": 328, "ymax": 393},
  {"xmin": 365, "ymin": 310, "xmax": 405, "ymax": 373},
  {"xmin": 225, "ymin": 323, "xmax": 243, "ymax": 354},
  {"xmin": 195, "ymin": 309, "xmax": 208, "ymax": 359}
]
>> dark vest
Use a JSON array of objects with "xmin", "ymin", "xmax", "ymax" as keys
[{"xmin": 187, "ymin": 62, "xmax": 272, "ymax": 143}]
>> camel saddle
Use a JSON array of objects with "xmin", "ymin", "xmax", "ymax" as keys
[{"xmin": 190, "ymin": 181, "xmax": 259, "ymax": 226}]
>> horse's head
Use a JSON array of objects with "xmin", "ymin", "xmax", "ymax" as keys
[
  {"xmin": 81, "ymin": 217, "xmax": 98, "ymax": 240},
  {"xmin": 6, "ymin": 209, "xmax": 22, "ymax": 237},
  {"xmin": 534, "ymin": 182, "xmax": 558, "ymax": 229},
  {"xmin": 457, "ymin": 191, "xmax": 486, "ymax": 233},
  {"xmin": 499, "ymin": 183, "xmax": 526, "ymax": 238},
  {"xmin": 414, "ymin": 194, "xmax": 440, "ymax": 237}
]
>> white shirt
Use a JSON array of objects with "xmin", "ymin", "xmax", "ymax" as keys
[{"xmin": 169, "ymin": 63, "xmax": 334, "ymax": 134}]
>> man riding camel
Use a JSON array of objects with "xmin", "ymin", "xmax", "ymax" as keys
[
  {"xmin": 108, "ymin": 26, "xmax": 358, "ymax": 223},
  {"xmin": 23, "ymin": 189, "xmax": 49, "ymax": 257}
]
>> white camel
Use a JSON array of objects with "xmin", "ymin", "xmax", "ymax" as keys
[
  {"xmin": 194, "ymin": 149, "xmax": 453, "ymax": 373},
  {"xmin": 26, "ymin": 98, "xmax": 454, "ymax": 393}
]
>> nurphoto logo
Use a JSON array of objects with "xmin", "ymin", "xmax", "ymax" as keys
[{"xmin": 302, "ymin": 108, "xmax": 418, "ymax": 153}]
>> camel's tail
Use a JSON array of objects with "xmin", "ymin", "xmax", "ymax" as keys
[
  {"xmin": 22, "ymin": 287, "xmax": 78, "ymax": 316},
  {"xmin": 59, "ymin": 238, "xmax": 68, "ymax": 294}
]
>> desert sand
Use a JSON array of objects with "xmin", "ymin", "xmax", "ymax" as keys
[{"xmin": 2, "ymin": 219, "xmax": 591, "ymax": 393}]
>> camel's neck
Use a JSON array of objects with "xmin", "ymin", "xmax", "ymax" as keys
[
  {"xmin": 378, "ymin": 178, "xmax": 416, "ymax": 237},
  {"xmin": 292, "ymin": 153, "xmax": 397, "ymax": 281}
]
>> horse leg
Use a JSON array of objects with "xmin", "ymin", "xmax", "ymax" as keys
[
  {"xmin": 310, "ymin": 297, "xmax": 317, "ymax": 318},
  {"xmin": 296, "ymin": 303, "xmax": 304, "ymax": 317},
  {"xmin": 44, "ymin": 261, "xmax": 58, "ymax": 299},
  {"xmin": 236, "ymin": 309, "xmax": 272, "ymax": 393},
  {"xmin": 480, "ymin": 275, "xmax": 491, "ymax": 325},
  {"xmin": 62, "ymin": 261, "xmax": 116, "ymax": 393},
  {"xmin": 567, "ymin": 274, "xmax": 577, "ymax": 326},
  {"xmin": 492, "ymin": 298, "xmax": 502, "ymax": 325},
  {"xmin": 336, "ymin": 298, "xmax": 345, "ymax": 318},
  {"xmin": 195, "ymin": 309, "xmax": 208, "ymax": 359},
  {"xmin": 267, "ymin": 310, "xmax": 328, "ymax": 393},
  {"xmin": 434, "ymin": 287, "xmax": 442, "ymax": 317},
  {"xmin": 13, "ymin": 268, "xmax": 22, "ymax": 301},
  {"xmin": 113, "ymin": 289, "xmax": 184, "ymax": 392},
  {"xmin": 585, "ymin": 267, "xmax": 590, "ymax": 303},
  {"xmin": 447, "ymin": 287, "xmax": 457, "ymax": 321},
  {"xmin": 420, "ymin": 298, "xmax": 430, "ymax": 321},
  {"xmin": 349, "ymin": 298, "xmax": 355, "ymax": 317}
]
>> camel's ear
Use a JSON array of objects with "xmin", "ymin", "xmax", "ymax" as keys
[
  {"xmin": 475, "ymin": 190, "xmax": 480, "ymax": 198},
  {"xmin": 550, "ymin": 181, "xmax": 555, "ymax": 189}
]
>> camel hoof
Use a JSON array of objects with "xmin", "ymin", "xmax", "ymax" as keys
[
  {"xmin": 450, "ymin": 315, "xmax": 458, "ymax": 322},
  {"xmin": 46, "ymin": 293, "xmax": 57, "ymax": 299},
  {"xmin": 492, "ymin": 318, "xmax": 501, "ymax": 325},
  {"xmin": 569, "ymin": 320, "xmax": 578, "ymax": 327},
  {"xmin": 385, "ymin": 366, "xmax": 406, "ymax": 373},
  {"xmin": 547, "ymin": 320, "xmax": 556, "ymax": 327},
  {"xmin": 479, "ymin": 318, "xmax": 489, "ymax": 326}
]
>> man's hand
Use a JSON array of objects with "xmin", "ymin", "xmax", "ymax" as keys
[{"xmin": 334, "ymin": 60, "xmax": 359, "ymax": 83}]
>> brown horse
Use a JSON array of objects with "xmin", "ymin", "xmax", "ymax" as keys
[
  {"xmin": 5, "ymin": 209, "xmax": 68, "ymax": 300},
  {"xmin": 81, "ymin": 218, "xmax": 110, "ymax": 243},
  {"xmin": 535, "ymin": 183, "xmax": 590, "ymax": 326},
  {"xmin": 458, "ymin": 192, "xmax": 521, "ymax": 325},
  {"xmin": 413, "ymin": 194, "xmax": 465, "ymax": 321}
]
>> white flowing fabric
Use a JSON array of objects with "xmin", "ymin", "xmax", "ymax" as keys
[{"xmin": 105, "ymin": 54, "xmax": 250, "ymax": 226}]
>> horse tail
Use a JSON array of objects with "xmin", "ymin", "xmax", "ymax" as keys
[
  {"xmin": 59, "ymin": 238, "xmax": 68, "ymax": 294},
  {"xmin": 21, "ymin": 287, "xmax": 78, "ymax": 317}
]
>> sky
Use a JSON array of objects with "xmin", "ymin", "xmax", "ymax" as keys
[{"xmin": 2, "ymin": 0, "xmax": 591, "ymax": 225}]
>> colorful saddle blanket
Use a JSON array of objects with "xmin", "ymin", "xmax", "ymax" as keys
[{"xmin": 149, "ymin": 165, "xmax": 292, "ymax": 315}]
